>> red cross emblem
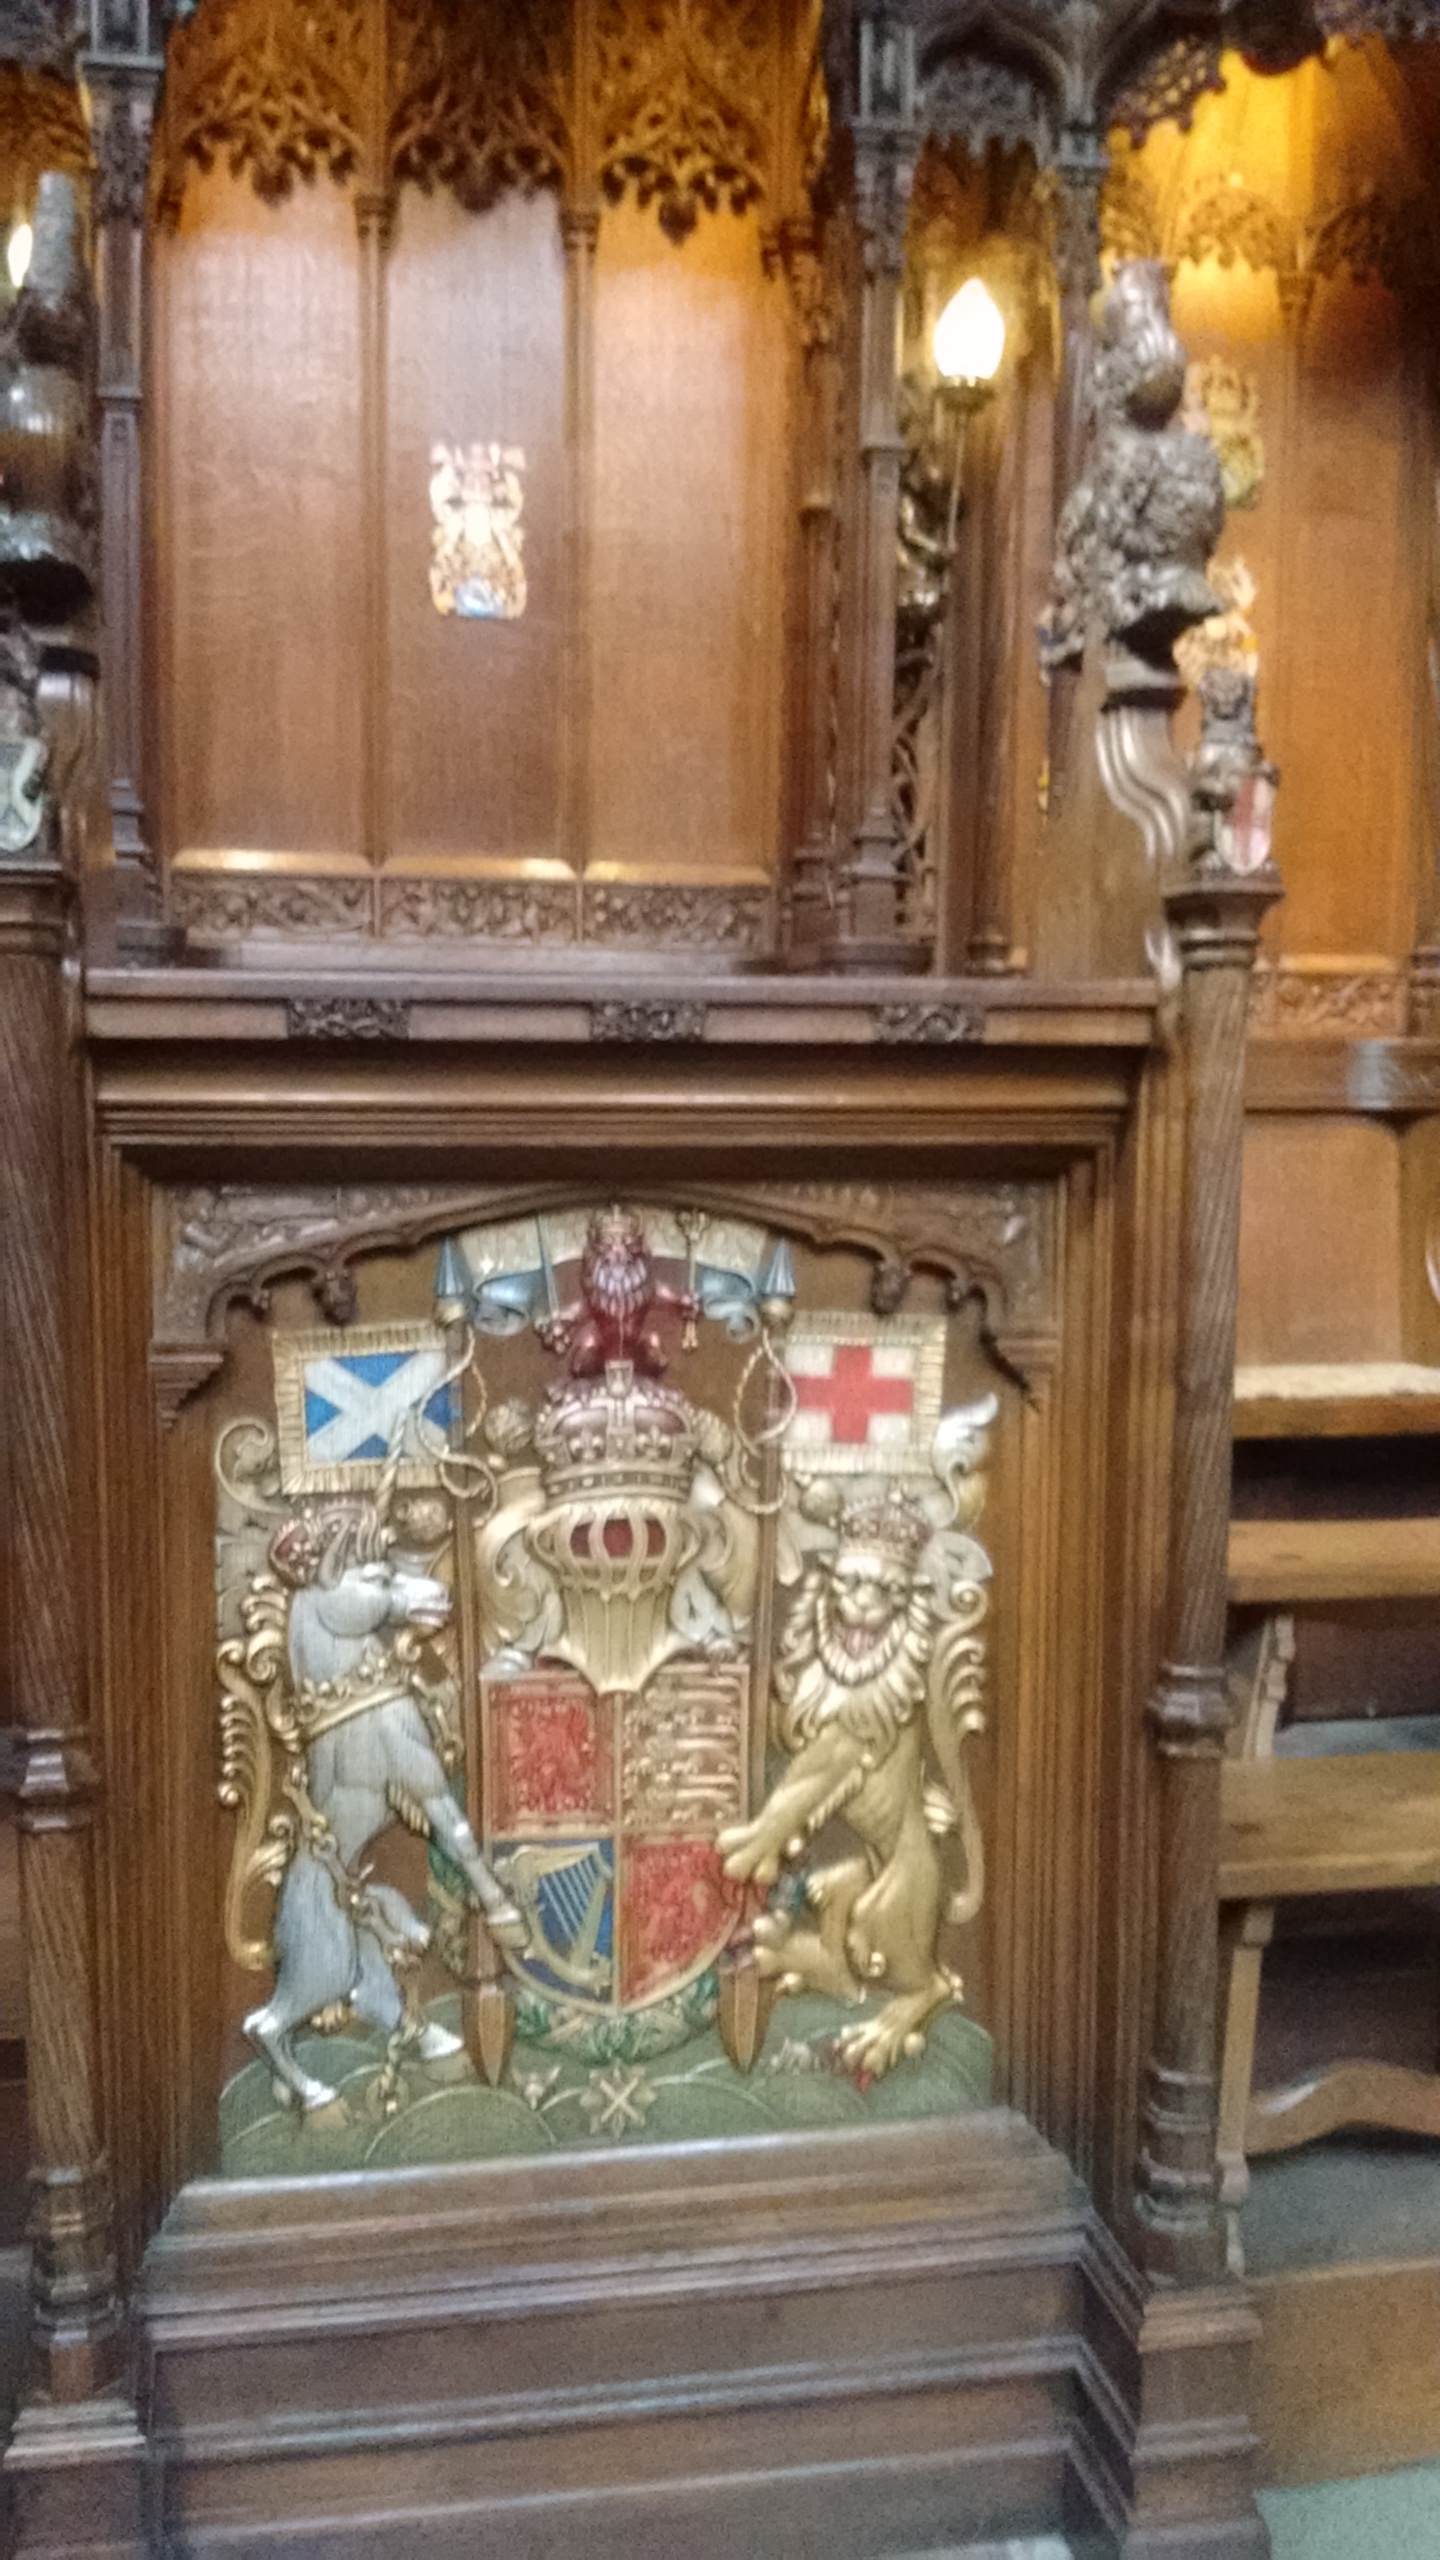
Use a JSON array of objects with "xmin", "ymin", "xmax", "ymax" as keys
[{"xmin": 791, "ymin": 1342, "xmax": 914, "ymax": 1446}]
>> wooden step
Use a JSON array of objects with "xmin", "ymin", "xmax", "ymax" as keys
[{"xmin": 1227, "ymin": 1516, "xmax": 1440, "ymax": 1604}]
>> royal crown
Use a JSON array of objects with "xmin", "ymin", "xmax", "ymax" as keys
[
  {"xmin": 838, "ymin": 1488, "xmax": 932, "ymax": 1567},
  {"xmin": 533, "ymin": 1360, "xmax": 698, "ymax": 1502}
]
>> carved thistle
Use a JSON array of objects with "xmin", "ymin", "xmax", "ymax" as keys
[
  {"xmin": 1249, "ymin": 962, "xmax": 1406, "ymax": 1039},
  {"xmin": 378, "ymin": 874, "xmax": 578, "ymax": 942},
  {"xmin": 581, "ymin": 879, "xmax": 772, "ymax": 950}
]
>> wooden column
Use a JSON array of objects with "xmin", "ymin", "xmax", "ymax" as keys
[
  {"xmin": 959, "ymin": 372, "xmax": 1029, "ymax": 977},
  {"xmin": 83, "ymin": 36, "xmax": 164, "ymax": 924},
  {"xmin": 1045, "ymin": 131, "xmax": 1105, "ymax": 821},
  {"xmin": 0, "ymin": 846, "xmax": 146, "ymax": 2560},
  {"xmin": 1137, "ymin": 852, "xmax": 1280, "ymax": 2282},
  {"xmin": 355, "ymin": 0, "xmax": 395, "ymax": 892},
  {"xmin": 783, "ymin": 229, "xmax": 842, "ymax": 951},
  {"xmin": 832, "ymin": 17, "xmax": 920, "ymax": 965},
  {"xmin": 1407, "ymin": 307, "xmax": 1440, "ymax": 1031},
  {"xmin": 560, "ymin": 203, "xmax": 599, "ymax": 887},
  {"xmin": 560, "ymin": 0, "xmax": 599, "ymax": 895}
]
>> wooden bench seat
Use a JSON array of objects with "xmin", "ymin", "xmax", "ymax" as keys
[
  {"xmin": 1217, "ymin": 1620, "xmax": 1440, "ymax": 2272},
  {"xmin": 1220, "ymin": 1751, "xmax": 1440, "ymax": 1900},
  {"xmin": 1228, "ymin": 1517, "xmax": 1440, "ymax": 1605}
]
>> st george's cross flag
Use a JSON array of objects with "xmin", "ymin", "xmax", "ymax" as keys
[
  {"xmin": 272, "ymin": 1323, "xmax": 456, "ymax": 1491},
  {"xmin": 783, "ymin": 1313, "xmax": 946, "ymax": 1476}
]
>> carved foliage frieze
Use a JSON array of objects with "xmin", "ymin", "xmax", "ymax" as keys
[
  {"xmin": 157, "ymin": 0, "xmax": 367, "ymax": 217},
  {"xmin": 0, "ymin": 63, "xmax": 91, "ymax": 209},
  {"xmin": 593, "ymin": 0, "xmax": 771, "ymax": 240},
  {"xmin": 590, "ymin": 998, "xmax": 708, "ymax": 1041},
  {"xmin": 285, "ymin": 995, "xmax": 411, "ymax": 1040},
  {"xmin": 581, "ymin": 879, "xmax": 772, "ymax": 951},
  {"xmin": 155, "ymin": 0, "xmax": 823, "ymax": 241},
  {"xmin": 168, "ymin": 870, "xmax": 372, "ymax": 938},
  {"xmin": 1248, "ymin": 963, "xmax": 1406, "ymax": 1039},
  {"xmin": 377, "ymin": 875, "xmax": 578, "ymax": 944},
  {"xmin": 387, "ymin": 0, "xmax": 569, "ymax": 213},
  {"xmin": 171, "ymin": 870, "xmax": 774, "ymax": 954}
]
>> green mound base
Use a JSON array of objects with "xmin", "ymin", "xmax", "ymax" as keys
[{"xmin": 218, "ymin": 1993, "xmax": 994, "ymax": 2177}]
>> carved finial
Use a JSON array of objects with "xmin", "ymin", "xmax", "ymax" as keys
[{"xmin": 1190, "ymin": 667, "xmax": 1281, "ymax": 883}]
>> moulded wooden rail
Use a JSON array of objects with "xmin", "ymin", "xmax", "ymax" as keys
[
  {"xmin": 1219, "ymin": 1752, "xmax": 1440, "ymax": 1900},
  {"xmin": 1226, "ymin": 1516, "xmax": 1440, "ymax": 1604},
  {"xmin": 1233, "ymin": 1361, "xmax": 1440, "ymax": 1441}
]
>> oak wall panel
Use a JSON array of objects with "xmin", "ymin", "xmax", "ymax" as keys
[
  {"xmin": 386, "ymin": 189, "xmax": 567, "ymax": 871},
  {"xmin": 1237, "ymin": 1116, "xmax": 1402, "ymax": 1364},
  {"xmin": 154, "ymin": 168, "xmax": 364, "ymax": 865},
  {"xmin": 1278, "ymin": 281, "xmax": 1417, "ymax": 963},
  {"xmin": 588, "ymin": 201, "xmax": 787, "ymax": 882}
]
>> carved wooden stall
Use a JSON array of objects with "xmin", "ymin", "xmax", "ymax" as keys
[{"xmin": 4, "ymin": 0, "xmax": 1430, "ymax": 2551}]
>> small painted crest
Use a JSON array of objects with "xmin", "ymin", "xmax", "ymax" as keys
[{"xmin": 428, "ymin": 440, "xmax": 527, "ymax": 621}]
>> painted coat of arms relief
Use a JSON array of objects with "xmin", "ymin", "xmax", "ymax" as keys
[{"xmin": 216, "ymin": 1203, "xmax": 999, "ymax": 2168}]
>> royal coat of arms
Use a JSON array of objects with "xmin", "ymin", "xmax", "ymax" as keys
[{"xmin": 216, "ymin": 1203, "xmax": 998, "ymax": 2156}]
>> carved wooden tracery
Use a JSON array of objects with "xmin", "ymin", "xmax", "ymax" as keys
[
  {"xmin": 150, "ymin": 1173, "xmax": 1055, "ymax": 1426},
  {"xmin": 153, "ymin": 0, "xmax": 824, "ymax": 238}
]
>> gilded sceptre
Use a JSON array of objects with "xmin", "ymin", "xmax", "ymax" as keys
[{"xmin": 433, "ymin": 1235, "xmax": 514, "ymax": 2087}]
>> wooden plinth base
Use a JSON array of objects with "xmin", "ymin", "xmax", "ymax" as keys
[{"xmin": 7, "ymin": 2115, "xmax": 1268, "ymax": 2558}]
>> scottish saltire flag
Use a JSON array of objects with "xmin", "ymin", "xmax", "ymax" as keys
[{"xmin": 273, "ymin": 1324, "xmax": 456, "ymax": 1490}]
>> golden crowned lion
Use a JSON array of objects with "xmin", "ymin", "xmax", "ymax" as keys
[{"xmin": 718, "ymin": 1414, "xmax": 992, "ymax": 2078}]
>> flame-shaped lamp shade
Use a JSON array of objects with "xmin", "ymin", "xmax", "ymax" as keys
[
  {"xmin": 932, "ymin": 278, "xmax": 1005, "ymax": 386},
  {"xmin": 6, "ymin": 223, "xmax": 33, "ymax": 291}
]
